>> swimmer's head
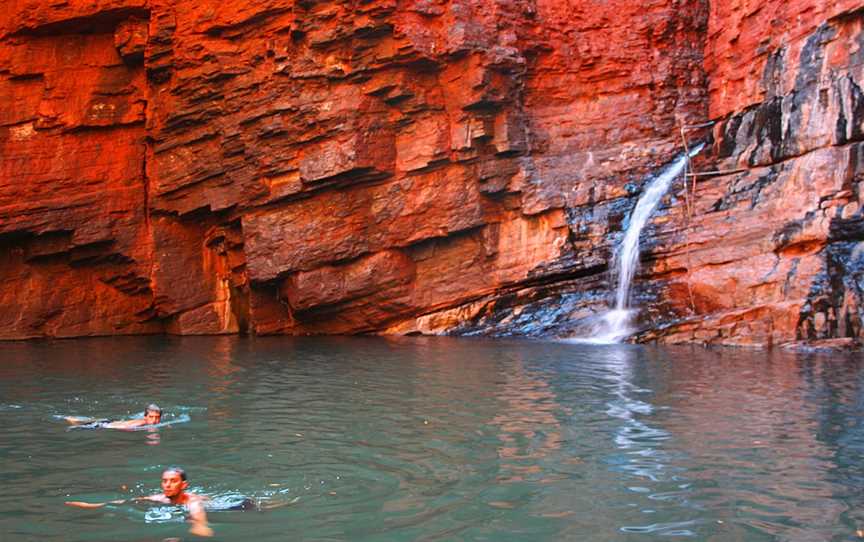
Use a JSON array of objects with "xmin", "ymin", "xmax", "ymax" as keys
[
  {"xmin": 163, "ymin": 466, "xmax": 186, "ymax": 481},
  {"xmin": 161, "ymin": 466, "xmax": 188, "ymax": 498},
  {"xmin": 144, "ymin": 404, "xmax": 162, "ymax": 425}
]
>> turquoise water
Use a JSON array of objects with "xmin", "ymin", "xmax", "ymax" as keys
[{"xmin": 1, "ymin": 336, "xmax": 863, "ymax": 541}]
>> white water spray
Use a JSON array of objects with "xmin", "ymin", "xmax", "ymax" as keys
[{"xmin": 574, "ymin": 144, "xmax": 704, "ymax": 344}]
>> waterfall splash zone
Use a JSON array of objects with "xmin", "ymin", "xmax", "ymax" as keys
[{"xmin": 570, "ymin": 143, "xmax": 705, "ymax": 344}]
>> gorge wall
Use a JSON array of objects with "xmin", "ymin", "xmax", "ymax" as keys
[{"xmin": 0, "ymin": 0, "xmax": 862, "ymax": 348}]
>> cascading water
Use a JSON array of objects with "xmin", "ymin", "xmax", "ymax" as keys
[{"xmin": 574, "ymin": 144, "xmax": 704, "ymax": 344}]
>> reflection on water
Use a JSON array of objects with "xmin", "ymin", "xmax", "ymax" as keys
[
  {"xmin": 0, "ymin": 337, "xmax": 862, "ymax": 541},
  {"xmin": 599, "ymin": 347, "xmax": 696, "ymax": 536},
  {"xmin": 492, "ymin": 350, "xmax": 566, "ymax": 466},
  {"xmin": 652, "ymin": 350, "xmax": 864, "ymax": 540}
]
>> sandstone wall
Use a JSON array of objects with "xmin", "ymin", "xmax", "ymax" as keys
[
  {"xmin": 638, "ymin": 2, "xmax": 864, "ymax": 346},
  {"xmin": 447, "ymin": 1, "xmax": 864, "ymax": 348},
  {"xmin": 0, "ymin": 0, "xmax": 706, "ymax": 339},
  {"xmin": 1, "ymin": 0, "xmax": 861, "ymax": 347}
]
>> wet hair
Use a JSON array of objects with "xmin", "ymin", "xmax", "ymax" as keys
[
  {"xmin": 163, "ymin": 466, "xmax": 187, "ymax": 481},
  {"xmin": 145, "ymin": 404, "xmax": 162, "ymax": 415}
]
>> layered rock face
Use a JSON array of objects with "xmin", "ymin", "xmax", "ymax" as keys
[
  {"xmin": 0, "ymin": 0, "xmax": 861, "ymax": 347},
  {"xmin": 639, "ymin": 1, "xmax": 864, "ymax": 346}
]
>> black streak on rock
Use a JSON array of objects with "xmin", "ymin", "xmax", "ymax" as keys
[
  {"xmin": 849, "ymin": 77, "xmax": 864, "ymax": 142},
  {"xmin": 781, "ymin": 24, "xmax": 836, "ymax": 159},
  {"xmin": 761, "ymin": 48, "xmax": 786, "ymax": 99},
  {"xmin": 837, "ymin": 82, "xmax": 849, "ymax": 145},
  {"xmin": 717, "ymin": 114, "xmax": 742, "ymax": 160},
  {"xmin": 748, "ymin": 97, "xmax": 784, "ymax": 166}
]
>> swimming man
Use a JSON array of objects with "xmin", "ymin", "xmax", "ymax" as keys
[
  {"xmin": 66, "ymin": 466, "xmax": 213, "ymax": 537},
  {"xmin": 64, "ymin": 403, "xmax": 162, "ymax": 430}
]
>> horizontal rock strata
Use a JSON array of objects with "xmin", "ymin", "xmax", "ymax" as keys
[{"xmin": 1, "ymin": 0, "xmax": 862, "ymax": 348}]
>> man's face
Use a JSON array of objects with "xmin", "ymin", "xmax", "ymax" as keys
[
  {"xmin": 161, "ymin": 471, "xmax": 187, "ymax": 498},
  {"xmin": 145, "ymin": 410, "xmax": 161, "ymax": 425}
]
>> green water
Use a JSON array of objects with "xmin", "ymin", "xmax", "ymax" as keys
[{"xmin": 1, "ymin": 336, "xmax": 863, "ymax": 541}]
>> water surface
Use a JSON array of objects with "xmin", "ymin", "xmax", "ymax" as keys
[{"xmin": 1, "ymin": 336, "xmax": 862, "ymax": 541}]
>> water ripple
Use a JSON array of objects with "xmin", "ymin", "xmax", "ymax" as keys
[{"xmin": 0, "ymin": 338, "xmax": 862, "ymax": 540}]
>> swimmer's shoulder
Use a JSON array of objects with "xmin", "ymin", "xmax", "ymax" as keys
[{"xmin": 188, "ymin": 493, "xmax": 209, "ymax": 504}]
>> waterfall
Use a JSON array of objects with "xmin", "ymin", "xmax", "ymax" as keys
[{"xmin": 574, "ymin": 144, "xmax": 704, "ymax": 344}]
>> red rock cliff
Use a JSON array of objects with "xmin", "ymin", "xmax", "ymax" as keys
[
  {"xmin": 0, "ymin": 0, "xmax": 861, "ymax": 347},
  {"xmin": 640, "ymin": 1, "xmax": 864, "ymax": 346}
]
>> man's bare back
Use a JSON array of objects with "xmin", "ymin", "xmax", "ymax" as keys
[{"xmin": 65, "ymin": 404, "xmax": 162, "ymax": 430}]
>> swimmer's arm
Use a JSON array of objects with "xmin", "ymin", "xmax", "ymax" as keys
[
  {"xmin": 63, "ymin": 416, "xmax": 99, "ymax": 425},
  {"xmin": 65, "ymin": 495, "xmax": 159, "ymax": 508},
  {"xmin": 65, "ymin": 499, "xmax": 129, "ymax": 508},
  {"xmin": 187, "ymin": 499, "xmax": 213, "ymax": 537}
]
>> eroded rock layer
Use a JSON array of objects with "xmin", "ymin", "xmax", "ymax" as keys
[
  {"xmin": 641, "ymin": 1, "xmax": 864, "ymax": 347},
  {"xmin": 0, "ymin": 0, "xmax": 861, "ymax": 347}
]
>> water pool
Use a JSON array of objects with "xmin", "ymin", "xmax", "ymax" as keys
[{"xmin": 1, "ymin": 336, "xmax": 862, "ymax": 541}]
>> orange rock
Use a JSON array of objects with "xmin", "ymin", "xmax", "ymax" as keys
[{"xmin": 0, "ymin": 0, "xmax": 861, "ymax": 347}]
